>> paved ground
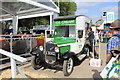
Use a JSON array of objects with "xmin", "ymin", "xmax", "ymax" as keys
[
  {"xmin": 0, "ymin": 43, "xmax": 107, "ymax": 78},
  {"xmin": 20, "ymin": 43, "xmax": 107, "ymax": 78}
]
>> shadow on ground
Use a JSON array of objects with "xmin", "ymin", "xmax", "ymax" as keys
[{"xmin": 92, "ymin": 69, "xmax": 103, "ymax": 80}]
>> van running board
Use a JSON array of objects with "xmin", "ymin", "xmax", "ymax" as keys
[{"xmin": 77, "ymin": 54, "xmax": 87, "ymax": 60}]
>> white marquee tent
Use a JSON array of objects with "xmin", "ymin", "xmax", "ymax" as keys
[{"xmin": 0, "ymin": 0, "xmax": 60, "ymax": 33}]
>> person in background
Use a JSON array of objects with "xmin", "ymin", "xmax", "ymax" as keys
[
  {"xmin": 22, "ymin": 32, "xmax": 28, "ymax": 40},
  {"xmin": 32, "ymin": 32, "xmax": 37, "ymax": 37},
  {"xmin": 95, "ymin": 29, "xmax": 99, "ymax": 44},
  {"xmin": 23, "ymin": 32, "xmax": 27, "ymax": 35},
  {"xmin": 4, "ymin": 32, "xmax": 10, "ymax": 38},
  {"xmin": 38, "ymin": 33, "xmax": 45, "ymax": 46},
  {"xmin": 17, "ymin": 31, "xmax": 22, "ymax": 35},
  {"xmin": 108, "ymin": 31, "xmax": 113, "ymax": 38},
  {"xmin": 12, "ymin": 33, "xmax": 18, "ymax": 39},
  {"xmin": 103, "ymin": 32, "xmax": 107, "ymax": 39},
  {"xmin": 10, "ymin": 32, "xmax": 13, "ymax": 35},
  {"xmin": 98, "ymin": 30, "xmax": 103, "ymax": 42},
  {"xmin": 4, "ymin": 32, "xmax": 8, "ymax": 35},
  {"xmin": 47, "ymin": 34, "xmax": 52, "ymax": 38},
  {"xmin": 39, "ymin": 33, "xmax": 44, "ymax": 39},
  {"xmin": 106, "ymin": 19, "xmax": 120, "ymax": 64},
  {"xmin": 0, "ymin": 33, "xmax": 5, "ymax": 42}
]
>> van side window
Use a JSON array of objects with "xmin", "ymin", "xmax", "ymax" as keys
[
  {"xmin": 46, "ymin": 31, "xmax": 53, "ymax": 38},
  {"xmin": 78, "ymin": 30, "xmax": 83, "ymax": 38},
  {"xmin": 85, "ymin": 22, "xmax": 90, "ymax": 36},
  {"xmin": 86, "ymin": 23, "xmax": 90, "ymax": 27}
]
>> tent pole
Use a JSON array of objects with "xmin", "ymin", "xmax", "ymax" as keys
[
  {"xmin": 12, "ymin": 16, "xmax": 18, "ymax": 34},
  {"xmin": 50, "ymin": 12, "xmax": 53, "ymax": 34}
]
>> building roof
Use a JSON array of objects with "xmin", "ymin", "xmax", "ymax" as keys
[{"xmin": 95, "ymin": 19, "xmax": 104, "ymax": 27}]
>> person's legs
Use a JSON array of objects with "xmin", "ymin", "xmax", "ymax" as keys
[
  {"xmin": 89, "ymin": 41, "xmax": 94, "ymax": 58},
  {"xmin": 94, "ymin": 49, "xmax": 98, "ymax": 58},
  {"xmin": 90, "ymin": 40, "xmax": 93, "ymax": 52},
  {"xmin": 90, "ymin": 40, "xmax": 98, "ymax": 58}
]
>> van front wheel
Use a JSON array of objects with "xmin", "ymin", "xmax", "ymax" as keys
[
  {"xmin": 31, "ymin": 56, "xmax": 43, "ymax": 70},
  {"xmin": 63, "ymin": 57, "xmax": 74, "ymax": 76}
]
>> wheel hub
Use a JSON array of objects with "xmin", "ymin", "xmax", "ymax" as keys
[{"xmin": 67, "ymin": 58, "xmax": 73, "ymax": 73}]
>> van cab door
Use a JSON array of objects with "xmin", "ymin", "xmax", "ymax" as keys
[{"xmin": 76, "ymin": 30, "xmax": 86, "ymax": 53}]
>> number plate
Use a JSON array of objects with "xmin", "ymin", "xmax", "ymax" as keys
[{"xmin": 46, "ymin": 51, "xmax": 55, "ymax": 56}]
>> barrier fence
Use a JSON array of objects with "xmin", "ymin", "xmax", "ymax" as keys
[{"xmin": 0, "ymin": 34, "xmax": 44, "ymax": 79}]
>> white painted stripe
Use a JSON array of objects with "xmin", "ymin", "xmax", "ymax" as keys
[{"xmin": 58, "ymin": 43, "xmax": 72, "ymax": 47}]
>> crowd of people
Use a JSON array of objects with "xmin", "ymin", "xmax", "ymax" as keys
[
  {"xmin": 86, "ymin": 19, "xmax": 120, "ymax": 63},
  {"xmin": 106, "ymin": 19, "xmax": 120, "ymax": 64},
  {"xmin": 1, "ymin": 31, "xmax": 42, "ymax": 40},
  {"xmin": 94, "ymin": 30, "xmax": 113, "ymax": 43}
]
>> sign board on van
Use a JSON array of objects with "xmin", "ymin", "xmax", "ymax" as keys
[
  {"xmin": 54, "ymin": 20, "xmax": 76, "ymax": 25},
  {"xmin": 107, "ymin": 12, "xmax": 114, "ymax": 23}
]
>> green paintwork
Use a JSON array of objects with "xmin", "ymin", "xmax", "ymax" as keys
[
  {"xmin": 52, "ymin": 29, "xmax": 62, "ymax": 38},
  {"xmin": 60, "ymin": 46, "xmax": 70, "ymax": 53},
  {"xmin": 52, "ymin": 28, "xmax": 76, "ymax": 54},
  {"xmin": 53, "ymin": 37, "xmax": 76, "ymax": 54},
  {"xmin": 54, "ymin": 19, "xmax": 76, "ymax": 25},
  {"xmin": 53, "ymin": 38, "xmax": 76, "ymax": 45}
]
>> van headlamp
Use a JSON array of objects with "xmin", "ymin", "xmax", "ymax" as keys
[
  {"xmin": 39, "ymin": 46, "xmax": 44, "ymax": 51},
  {"xmin": 55, "ymin": 47, "xmax": 59, "ymax": 53}
]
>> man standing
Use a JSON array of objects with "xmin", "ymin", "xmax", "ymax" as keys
[
  {"xmin": 87, "ymin": 27, "xmax": 98, "ymax": 58},
  {"xmin": 106, "ymin": 19, "xmax": 120, "ymax": 64}
]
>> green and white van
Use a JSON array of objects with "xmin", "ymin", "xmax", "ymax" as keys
[{"xmin": 31, "ymin": 15, "xmax": 91, "ymax": 76}]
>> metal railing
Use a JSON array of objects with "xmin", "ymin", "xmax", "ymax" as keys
[{"xmin": 0, "ymin": 34, "xmax": 43, "ymax": 79}]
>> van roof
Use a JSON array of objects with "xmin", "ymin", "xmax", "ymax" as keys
[{"xmin": 54, "ymin": 15, "xmax": 89, "ymax": 20}]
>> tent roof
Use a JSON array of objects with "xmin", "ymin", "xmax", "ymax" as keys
[
  {"xmin": 0, "ymin": 0, "xmax": 59, "ymax": 21},
  {"xmin": 54, "ymin": 15, "xmax": 90, "ymax": 20},
  {"xmin": 95, "ymin": 19, "xmax": 104, "ymax": 27}
]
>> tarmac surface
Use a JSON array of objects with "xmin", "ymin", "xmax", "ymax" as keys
[{"xmin": 1, "ymin": 43, "xmax": 107, "ymax": 78}]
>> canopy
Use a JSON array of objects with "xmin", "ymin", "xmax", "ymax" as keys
[
  {"xmin": 0, "ymin": 0, "xmax": 60, "ymax": 33},
  {"xmin": 0, "ymin": 0, "xmax": 60, "ymax": 21}
]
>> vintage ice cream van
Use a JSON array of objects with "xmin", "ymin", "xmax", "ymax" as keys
[{"xmin": 31, "ymin": 15, "xmax": 91, "ymax": 76}]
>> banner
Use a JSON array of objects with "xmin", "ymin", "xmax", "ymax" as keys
[
  {"xmin": 100, "ymin": 55, "xmax": 120, "ymax": 79},
  {"xmin": 107, "ymin": 12, "xmax": 114, "ymax": 23}
]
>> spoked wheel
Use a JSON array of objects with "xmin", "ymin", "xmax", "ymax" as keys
[
  {"xmin": 86, "ymin": 47, "xmax": 90, "ymax": 58},
  {"xmin": 31, "ymin": 56, "xmax": 43, "ymax": 70},
  {"xmin": 63, "ymin": 57, "xmax": 74, "ymax": 76}
]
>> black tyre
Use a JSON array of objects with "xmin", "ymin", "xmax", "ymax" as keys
[
  {"xmin": 63, "ymin": 57, "xmax": 74, "ymax": 76},
  {"xmin": 31, "ymin": 56, "xmax": 43, "ymax": 70}
]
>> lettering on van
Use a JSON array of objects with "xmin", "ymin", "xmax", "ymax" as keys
[{"xmin": 54, "ymin": 20, "xmax": 76, "ymax": 25}]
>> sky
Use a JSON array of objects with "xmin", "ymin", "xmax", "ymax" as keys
[{"xmin": 73, "ymin": 0, "xmax": 119, "ymax": 23}]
